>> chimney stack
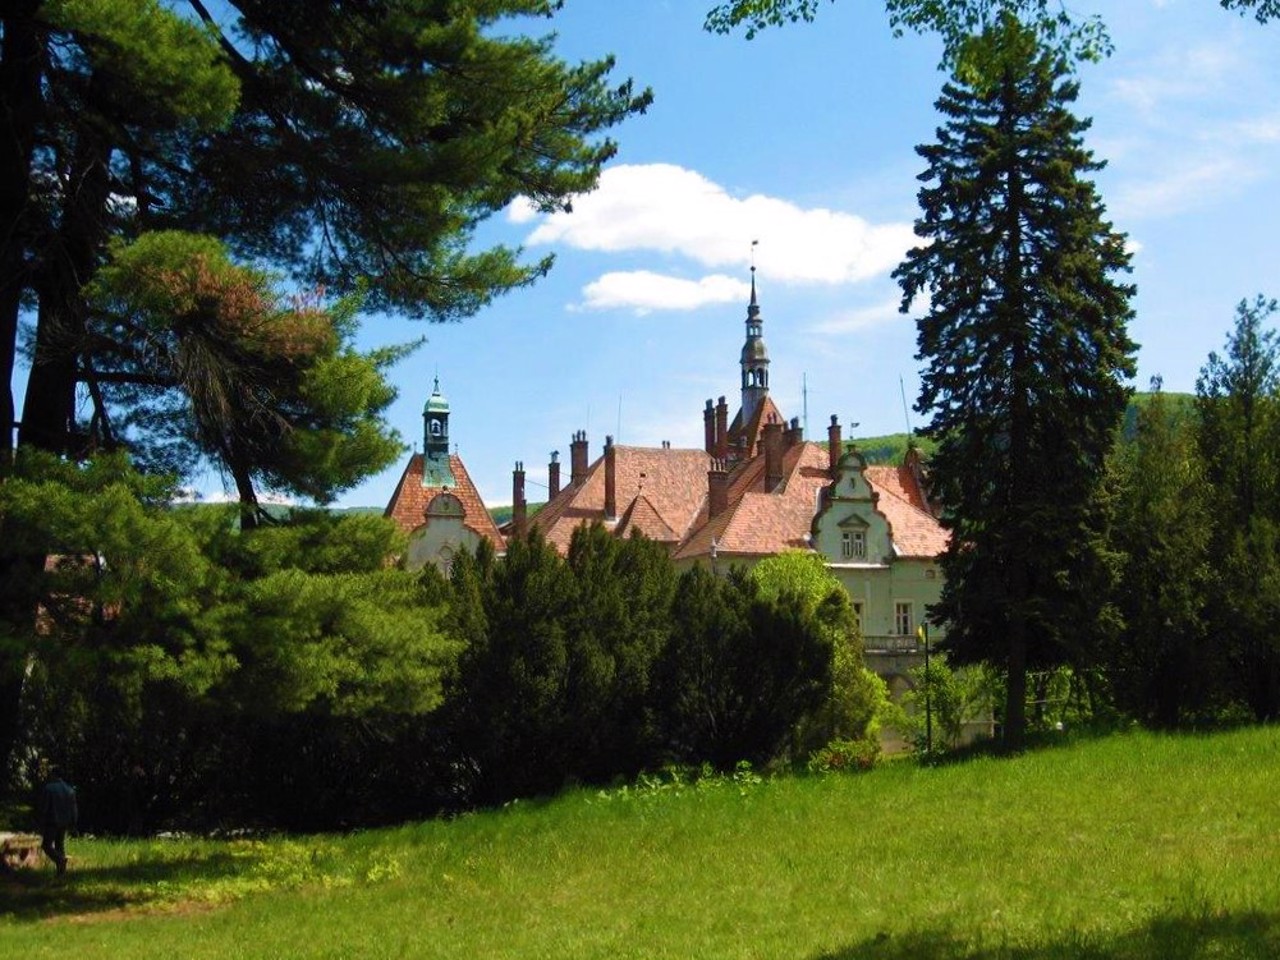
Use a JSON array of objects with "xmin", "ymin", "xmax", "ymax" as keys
[
  {"xmin": 513, "ymin": 461, "xmax": 527, "ymax": 537},
  {"xmin": 785, "ymin": 416, "xmax": 803, "ymax": 448},
  {"xmin": 763, "ymin": 416, "xmax": 784, "ymax": 493},
  {"xmin": 708, "ymin": 459, "xmax": 729, "ymax": 518},
  {"xmin": 704, "ymin": 399, "xmax": 716, "ymax": 454},
  {"xmin": 715, "ymin": 396, "xmax": 729, "ymax": 460},
  {"xmin": 548, "ymin": 450, "xmax": 561, "ymax": 500},
  {"xmin": 828, "ymin": 415, "xmax": 842, "ymax": 477},
  {"xmin": 604, "ymin": 435, "xmax": 617, "ymax": 520},
  {"xmin": 570, "ymin": 430, "xmax": 588, "ymax": 487}
]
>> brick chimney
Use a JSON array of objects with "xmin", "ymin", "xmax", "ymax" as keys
[
  {"xmin": 570, "ymin": 430, "xmax": 588, "ymax": 487},
  {"xmin": 764, "ymin": 417, "xmax": 784, "ymax": 493},
  {"xmin": 708, "ymin": 459, "xmax": 729, "ymax": 518},
  {"xmin": 512, "ymin": 461, "xmax": 527, "ymax": 537},
  {"xmin": 785, "ymin": 416, "xmax": 803, "ymax": 449},
  {"xmin": 704, "ymin": 399, "xmax": 716, "ymax": 454},
  {"xmin": 827, "ymin": 415, "xmax": 842, "ymax": 477},
  {"xmin": 548, "ymin": 450, "xmax": 561, "ymax": 499},
  {"xmin": 604, "ymin": 435, "xmax": 617, "ymax": 520},
  {"xmin": 715, "ymin": 396, "xmax": 729, "ymax": 460}
]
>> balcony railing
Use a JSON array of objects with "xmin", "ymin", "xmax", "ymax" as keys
[{"xmin": 863, "ymin": 634, "xmax": 924, "ymax": 654}]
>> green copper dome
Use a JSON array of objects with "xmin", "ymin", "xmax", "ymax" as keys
[{"xmin": 423, "ymin": 377, "xmax": 449, "ymax": 414}]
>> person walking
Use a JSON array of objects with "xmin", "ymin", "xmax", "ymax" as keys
[{"xmin": 38, "ymin": 766, "xmax": 78, "ymax": 876}]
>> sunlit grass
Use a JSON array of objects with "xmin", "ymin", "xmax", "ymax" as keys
[{"xmin": 3, "ymin": 727, "xmax": 1279, "ymax": 959}]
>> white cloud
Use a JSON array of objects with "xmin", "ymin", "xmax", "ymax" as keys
[
  {"xmin": 1234, "ymin": 114, "xmax": 1280, "ymax": 144},
  {"xmin": 1108, "ymin": 41, "xmax": 1236, "ymax": 116},
  {"xmin": 514, "ymin": 163, "xmax": 917, "ymax": 287},
  {"xmin": 1111, "ymin": 155, "xmax": 1254, "ymax": 222},
  {"xmin": 808, "ymin": 297, "xmax": 906, "ymax": 335},
  {"xmin": 577, "ymin": 271, "xmax": 749, "ymax": 313}
]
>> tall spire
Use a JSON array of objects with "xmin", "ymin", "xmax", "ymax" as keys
[{"xmin": 740, "ymin": 266, "xmax": 770, "ymax": 423}]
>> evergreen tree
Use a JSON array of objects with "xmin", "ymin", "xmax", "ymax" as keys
[
  {"xmin": 444, "ymin": 531, "xmax": 580, "ymax": 804},
  {"xmin": 1108, "ymin": 381, "xmax": 1213, "ymax": 726},
  {"xmin": 657, "ymin": 566, "xmax": 831, "ymax": 768},
  {"xmin": 894, "ymin": 18, "xmax": 1136, "ymax": 750},
  {"xmin": 564, "ymin": 525, "xmax": 676, "ymax": 781},
  {"xmin": 3, "ymin": 0, "xmax": 650, "ymax": 463},
  {"xmin": 1196, "ymin": 296, "xmax": 1280, "ymax": 720}
]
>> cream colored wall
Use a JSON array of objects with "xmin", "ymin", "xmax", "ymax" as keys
[
  {"xmin": 813, "ymin": 452, "xmax": 946, "ymax": 642},
  {"xmin": 811, "ymin": 464, "xmax": 894, "ymax": 565},
  {"xmin": 405, "ymin": 515, "xmax": 485, "ymax": 574},
  {"xmin": 828, "ymin": 559, "xmax": 945, "ymax": 641}
]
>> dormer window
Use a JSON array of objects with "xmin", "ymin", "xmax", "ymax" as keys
[{"xmin": 841, "ymin": 530, "xmax": 867, "ymax": 559}]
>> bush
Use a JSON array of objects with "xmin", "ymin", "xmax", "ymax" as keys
[{"xmin": 806, "ymin": 738, "xmax": 880, "ymax": 774}]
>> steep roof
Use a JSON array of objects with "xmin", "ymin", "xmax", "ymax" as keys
[
  {"xmin": 675, "ymin": 441, "xmax": 831, "ymax": 561},
  {"xmin": 384, "ymin": 453, "xmax": 506, "ymax": 550},
  {"xmin": 726, "ymin": 394, "xmax": 784, "ymax": 460},
  {"xmin": 531, "ymin": 445, "xmax": 712, "ymax": 554},
  {"xmin": 864, "ymin": 464, "xmax": 949, "ymax": 559}
]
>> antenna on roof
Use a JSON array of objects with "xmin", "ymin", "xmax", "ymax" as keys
[
  {"xmin": 617, "ymin": 394, "xmax": 623, "ymax": 445},
  {"xmin": 899, "ymin": 374, "xmax": 913, "ymax": 436},
  {"xmin": 802, "ymin": 372, "xmax": 808, "ymax": 436}
]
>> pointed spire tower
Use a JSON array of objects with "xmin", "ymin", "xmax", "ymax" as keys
[
  {"xmin": 740, "ymin": 267, "xmax": 770, "ymax": 426},
  {"xmin": 422, "ymin": 376, "xmax": 455, "ymax": 487}
]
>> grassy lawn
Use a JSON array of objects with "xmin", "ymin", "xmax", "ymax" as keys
[{"xmin": 2, "ymin": 727, "xmax": 1278, "ymax": 958}]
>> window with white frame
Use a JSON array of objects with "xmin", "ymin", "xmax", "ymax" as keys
[
  {"xmin": 894, "ymin": 601, "xmax": 913, "ymax": 637},
  {"xmin": 851, "ymin": 601, "xmax": 864, "ymax": 631},
  {"xmin": 841, "ymin": 528, "xmax": 867, "ymax": 559}
]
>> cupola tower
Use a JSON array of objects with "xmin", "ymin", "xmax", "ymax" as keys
[{"xmin": 422, "ymin": 377, "xmax": 455, "ymax": 487}]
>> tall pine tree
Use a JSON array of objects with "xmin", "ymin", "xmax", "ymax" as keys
[{"xmin": 894, "ymin": 18, "xmax": 1135, "ymax": 750}]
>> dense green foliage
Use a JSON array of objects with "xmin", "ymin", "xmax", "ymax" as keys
[
  {"xmin": 1, "ymin": 452, "xmax": 458, "ymax": 831},
  {"xmin": 896, "ymin": 19, "xmax": 1135, "ymax": 749},
  {"xmin": 1195, "ymin": 297, "xmax": 1280, "ymax": 720},
  {"xmin": 1106, "ymin": 383, "xmax": 1214, "ymax": 727},
  {"xmin": 5, "ymin": 728, "xmax": 1280, "ymax": 959},
  {"xmin": 0, "ymin": 0, "xmax": 650, "ymax": 789},
  {"xmin": 4, "ymin": 0, "xmax": 651, "ymax": 464},
  {"xmin": 443, "ymin": 530, "xmax": 849, "ymax": 805},
  {"xmin": 705, "ymin": 0, "xmax": 1112, "ymax": 77}
]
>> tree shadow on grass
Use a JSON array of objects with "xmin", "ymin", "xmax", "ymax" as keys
[
  {"xmin": 810, "ymin": 906, "xmax": 1280, "ymax": 960},
  {"xmin": 0, "ymin": 850, "xmax": 243, "ymax": 922}
]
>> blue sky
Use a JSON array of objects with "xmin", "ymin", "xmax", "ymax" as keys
[{"xmin": 252, "ymin": 2, "xmax": 1280, "ymax": 508}]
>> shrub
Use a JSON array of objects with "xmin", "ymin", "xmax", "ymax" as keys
[{"xmin": 806, "ymin": 738, "xmax": 880, "ymax": 774}]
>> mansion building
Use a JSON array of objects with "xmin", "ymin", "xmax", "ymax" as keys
[{"xmin": 385, "ymin": 274, "xmax": 948, "ymax": 658}]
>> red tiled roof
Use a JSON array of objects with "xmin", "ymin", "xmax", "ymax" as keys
[
  {"xmin": 727, "ymin": 395, "xmax": 784, "ymax": 460},
  {"xmin": 615, "ymin": 493, "xmax": 678, "ymax": 543},
  {"xmin": 864, "ymin": 464, "xmax": 949, "ymax": 558},
  {"xmin": 531, "ymin": 445, "xmax": 713, "ymax": 554},
  {"xmin": 676, "ymin": 441, "xmax": 831, "ymax": 560},
  {"xmin": 384, "ymin": 453, "xmax": 506, "ymax": 550}
]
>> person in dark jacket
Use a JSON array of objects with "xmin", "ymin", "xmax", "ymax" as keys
[{"xmin": 38, "ymin": 766, "xmax": 78, "ymax": 875}]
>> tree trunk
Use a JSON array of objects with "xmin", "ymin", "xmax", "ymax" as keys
[{"xmin": 0, "ymin": 1, "xmax": 42, "ymax": 462}]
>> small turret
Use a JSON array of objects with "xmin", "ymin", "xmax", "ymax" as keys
[{"xmin": 422, "ymin": 377, "xmax": 455, "ymax": 487}]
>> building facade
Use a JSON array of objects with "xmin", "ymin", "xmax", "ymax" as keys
[
  {"xmin": 384, "ymin": 379, "xmax": 505, "ymax": 573},
  {"xmin": 511, "ymin": 274, "xmax": 949, "ymax": 666}
]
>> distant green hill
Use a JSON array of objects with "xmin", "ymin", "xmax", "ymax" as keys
[
  {"xmin": 489, "ymin": 503, "xmax": 546, "ymax": 526},
  {"xmin": 847, "ymin": 392, "xmax": 1195, "ymax": 465}
]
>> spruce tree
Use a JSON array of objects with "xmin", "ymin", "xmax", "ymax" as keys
[
  {"xmin": 1108, "ymin": 383, "xmax": 1213, "ymax": 727},
  {"xmin": 894, "ymin": 18, "xmax": 1136, "ymax": 750},
  {"xmin": 1196, "ymin": 296, "xmax": 1280, "ymax": 720}
]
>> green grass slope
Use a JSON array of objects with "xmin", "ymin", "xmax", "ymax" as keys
[{"xmin": 4, "ymin": 727, "xmax": 1279, "ymax": 959}]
